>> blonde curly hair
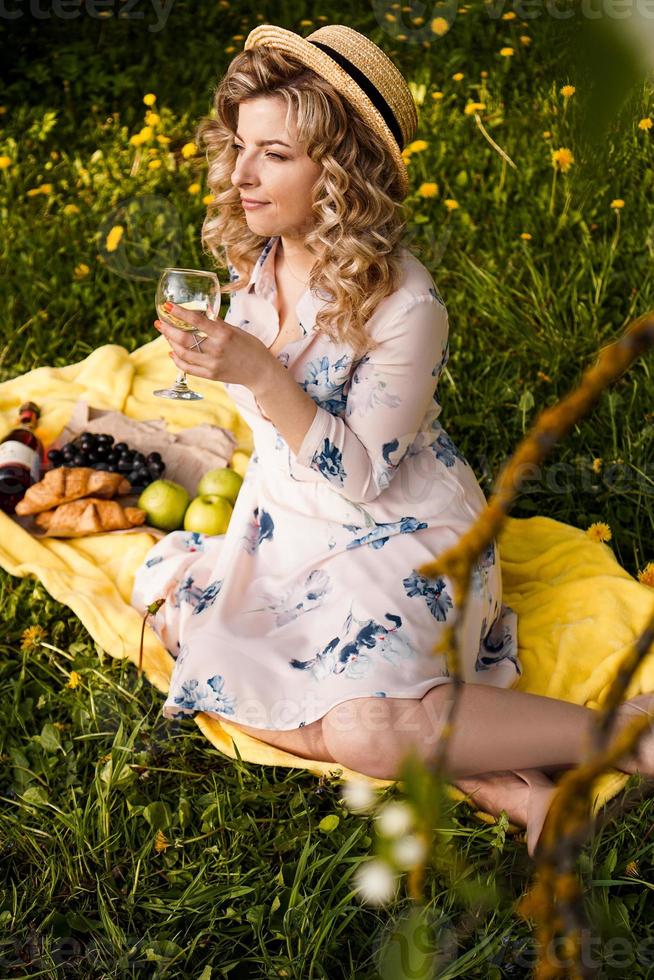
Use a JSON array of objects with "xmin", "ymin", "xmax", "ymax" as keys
[{"xmin": 192, "ymin": 46, "xmax": 412, "ymax": 359}]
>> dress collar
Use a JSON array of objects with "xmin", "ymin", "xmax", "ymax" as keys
[{"xmin": 246, "ymin": 235, "xmax": 329, "ymax": 340}]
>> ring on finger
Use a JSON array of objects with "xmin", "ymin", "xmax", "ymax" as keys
[{"xmin": 190, "ymin": 332, "xmax": 206, "ymax": 353}]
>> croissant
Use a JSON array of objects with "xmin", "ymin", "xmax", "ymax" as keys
[
  {"xmin": 15, "ymin": 466, "xmax": 132, "ymax": 515},
  {"xmin": 34, "ymin": 498, "xmax": 146, "ymax": 536}
]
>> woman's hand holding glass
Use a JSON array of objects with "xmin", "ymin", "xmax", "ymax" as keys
[{"xmin": 154, "ymin": 302, "xmax": 276, "ymax": 393}]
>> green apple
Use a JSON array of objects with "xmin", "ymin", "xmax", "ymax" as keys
[
  {"xmin": 137, "ymin": 479, "xmax": 190, "ymax": 532},
  {"xmin": 196, "ymin": 466, "xmax": 243, "ymax": 504},
  {"xmin": 183, "ymin": 494, "xmax": 233, "ymax": 535}
]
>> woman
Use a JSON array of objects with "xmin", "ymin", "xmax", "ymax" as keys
[{"xmin": 132, "ymin": 24, "xmax": 654, "ymax": 855}]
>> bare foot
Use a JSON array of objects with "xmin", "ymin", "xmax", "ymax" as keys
[
  {"xmin": 455, "ymin": 769, "xmax": 557, "ymax": 857},
  {"xmin": 615, "ymin": 694, "xmax": 654, "ymax": 776}
]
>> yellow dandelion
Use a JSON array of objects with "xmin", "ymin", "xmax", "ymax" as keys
[
  {"xmin": 181, "ymin": 141, "xmax": 198, "ymax": 159},
  {"xmin": 543, "ymin": 131, "xmax": 552, "ymax": 138},
  {"xmin": 452, "ymin": 72, "xmax": 464, "ymax": 81},
  {"xmin": 20, "ymin": 625, "xmax": 47, "ymax": 651},
  {"xmin": 639, "ymin": 117, "xmax": 653, "ymax": 130},
  {"xmin": 418, "ymin": 182, "xmax": 439, "ymax": 197},
  {"xmin": 591, "ymin": 457, "xmax": 603, "ymax": 473},
  {"xmin": 188, "ymin": 182, "xmax": 201, "ymax": 195},
  {"xmin": 147, "ymin": 158, "xmax": 162, "ymax": 170},
  {"xmin": 26, "ymin": 184, "xmax": 52, "ymax": 197},
  {"xmin": 63, "ymin": 203, "xmax": 80, "ymax": 215},
  {"xmin": 610, "ymin": 198, "xmax": 625, "ymax": 209},
  {"xmin": 225, "ymin": 46, "xmax": 236, "ymax": 54},
  {"xmin": 500, "ymin": 47, "xmax": 514, "ymax": 57},
  {"xmin": 299, "ymin": 19, "xmax": 313, "ymax": 27},
  {"xmin": 0, "ymin": 155, "xmax": 12, "ymax": 169},
  {"xmin": 536, "ymin": 370, "xmax": 551, "ymax": 381},
  {"xmin": 405, "ymin": 139, "xmax": 429, "ymax": 154},
  {"xmin": 73, "ymin": 263, "xmax": 90, "ymax": 280},
  {"xmin": 502, "ymin": 10, "xmax": 517, "ymax": 18},
  {"xmin": 464, "ymin": 101, "xmax": 486, "ymax": 115},
  {"xmin": 0, "ymin": 107, "xmax": 6, "ymax": 115},
  {"xmin": 67, "ymin": 670, "xmax": 81, "ymax": 689},
  {"xmin": 154, "ymin": 830, "xmax": 169, "ymax": 852},
  {"xmin": 412, "ymin": 15, "xmax": 425, "ymax": 25},
  {"xmin": 586, "ymin": 521, "xmax": 612, "ymax": 543},
  {"xmin": 431, "ymin": 16, "xmax": 450, "ymax": 36},
  {"xmin": 156, "ymin": 135, "xmax": 171, "ymax": 145},
  {"xmin": 520, "ymin": 232, "xmax": 532, "ymax": 240},
  {"xmin": 520, "ymin": 35, "xmax": 532, "ymax": 45},
  {"xmin": 431, "ymin": 91, "xmax": 444, "ymax": 100},
  {"xmin": 139, "ymin": 125, "xmax": 153, "ymax": 141},
  {"xmin": 638, "ymin": 562, "xmax": 654, "ymax": 588},
  {"xmin": 444, "ymin": 198, "xmax": 459, "ymax": 211},
  {"xmin": 625, "ymin": 860, "xmax": 640, "ymax": 878},
  {"xmin": 480, "ymin": 70, "xmax": 489, "ymax": 78},
  {"xmin": 551, "ymin": 147, "xmax": 575, "ymax": 172},
  {"xmin": 232, "ymin": 34, "xmax": 244, "ymax": 40},
  {"xmin": 145, "ymin": 111, "xmax": 160, "ymax": 127},
  {"xmin": 129, "ymin": 133, "xmax": 144, "ymax": 147},
  {"xmin": 202, "ymin": 193, "xmax": 216, "ymax": 205},
  {"xmin": 143, "ymin": 93, "xmax": 157, "ymax": 106},
  {"xmin": 561, "ymin": 84, "xmax": 576, "ymax": 98},
  {"xmin": 384, "ymin": 12, "xmax": 396, "ymax": 22},
  {"xmin": 105, "ymin": 225, "xmax": 124, "ymax": 252}
]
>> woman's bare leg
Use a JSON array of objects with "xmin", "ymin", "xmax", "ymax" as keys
[
  {"xmin": 320, "ymin": 683, "xmax": 646, "ymax": 780},
  {"xmin": 221, "ymin": 715, "xmax": 337, "ymax": 764}
]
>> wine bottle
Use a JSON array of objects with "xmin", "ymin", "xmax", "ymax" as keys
[{"xmin": 0, "ymin": 401, "xmax": 45, "ymax": 515}]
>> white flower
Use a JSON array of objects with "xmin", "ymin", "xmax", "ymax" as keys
[
  {"xmin": 390, "ymin": 833, "xmax": 428, "ymax": 869},
  {"xmin": 409, "ymin": 81, "xmax": 427, "ymax": 106},
  {"xmin": 340, "ymin": 777, "xmax": 377, "ymax": 814},
  {"xmin": 353, "ymin": 859, "xmax": 398, "ymax": 905},
  {"xmin": 375, "ymin": 800, "xmax": 414, "ymax": 838}
]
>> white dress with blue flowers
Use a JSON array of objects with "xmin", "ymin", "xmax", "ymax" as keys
[{"xmin": 131, "ymin": 235, "xmax": 520, "ymax": 731}]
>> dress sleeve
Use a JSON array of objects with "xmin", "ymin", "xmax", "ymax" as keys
[{"xmin": 292, "ymin": 293, "xmax": 449, "ymax": 504}]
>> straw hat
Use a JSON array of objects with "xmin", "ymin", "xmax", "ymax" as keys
[{"xmin": 243, "ymin": 24, "xmax": 419, "ymax": 198}]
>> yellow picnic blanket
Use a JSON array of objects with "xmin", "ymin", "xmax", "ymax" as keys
[{"xmin": 1, "ymin": 335, "xmax": 653, "ymax": 814}]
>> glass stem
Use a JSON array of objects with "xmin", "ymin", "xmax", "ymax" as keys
[{"xmin": 175, "ymin": 370, "xmax": 188, "ymax": 387}]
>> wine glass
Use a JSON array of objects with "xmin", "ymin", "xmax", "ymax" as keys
[{"xmin": 153, "ymin": 268, "xmax": 221, "ymax": 400}]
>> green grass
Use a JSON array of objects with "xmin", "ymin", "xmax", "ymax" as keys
[{"xmin": 1, "ymin": 2, "xmax": 654, "ymax": 976}]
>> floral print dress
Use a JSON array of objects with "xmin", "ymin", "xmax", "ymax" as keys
[{"xmin": 131, "ymin": 235, "xmax": 520, "ymax": 730}]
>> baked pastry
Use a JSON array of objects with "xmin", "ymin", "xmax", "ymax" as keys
[
  {"xmin": 15, "ymin": 466, "xmax": 132, "ymax": 515},
  {"xmin": 34, "ymin": 498, "xmax": 146, "ymax": 536}
]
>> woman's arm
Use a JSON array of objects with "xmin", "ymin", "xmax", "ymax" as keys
[
  {"xmin": 251, "ymin": 359, "xmax": 319, "ymax": 457},
  {"xmin": 252, "ymin": 293, "xmax": 449, "ymax": 505}
]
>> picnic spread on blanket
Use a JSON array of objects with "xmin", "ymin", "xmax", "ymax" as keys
[{"xmin": 1, "ymin": 333, "xmax": 653, "ymax": 819}]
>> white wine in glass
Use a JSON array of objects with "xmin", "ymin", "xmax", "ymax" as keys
[{"xmin": 154, "ymin": 268, "xmax": 221, "ymax": 400}]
